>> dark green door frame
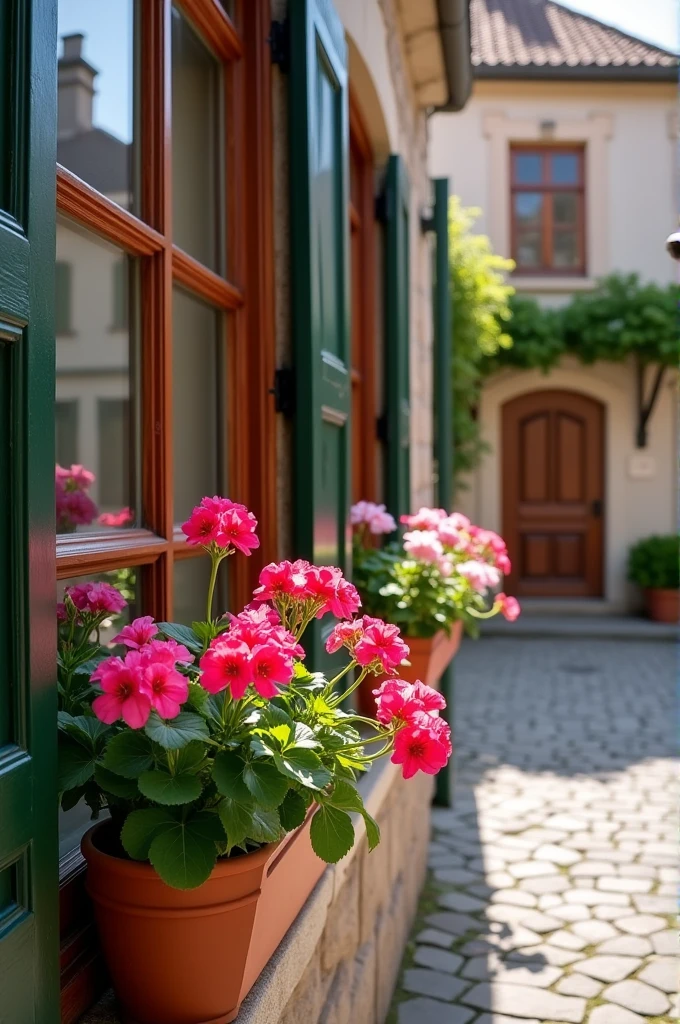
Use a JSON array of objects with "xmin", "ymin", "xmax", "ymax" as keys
[
  {"xmin": 430, "ymin": 177, "xmax": 455, "ymax": 808},
  {"xmin": 0, "ymin": 0, "xmax": 60, "ymax": 1019}
]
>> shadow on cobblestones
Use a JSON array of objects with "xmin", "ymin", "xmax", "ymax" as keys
[{"xmin": 389, "ymin": 636, "xmax": 677, "ymax": 1024}]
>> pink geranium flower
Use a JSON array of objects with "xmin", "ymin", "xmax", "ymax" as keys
[
  {"xmin": 403, "ymin": 530, "xmax": 444, "ymax": 564},
  {"xmin": 391, "ymin": 713, "xmax": 451, "ymax": 779},
  {"xmin": 368, "ymin": 510, "xmax": 397, "ymax": 535},
  {"xmin": 216, "ymin": 507, "xmax": 260, "ymax": 555},
  {"xmin": 372, "ymin": 679, "xmax": 424, "ymax": 725},
  {"xmin": 140, "ymin": 662, "xmax": 188, "ymax": 719},
  {"xmin": 113, "ymin": 615, "xmax": 157, "ymax": 649},
  {"xmin": 410, "ymin": 680, "xmax": 447, "ymax": 715},
  {"xmin": 91, "ymin": 659, "xmax": 151, "ymax": 729},
  {"xmin": 400, "ymin": 507, "xmax": 447, "ymax": 531},
  {"xmin": 325, "ymin": 619, "xmax": 364, "ymax": 654},
  {"xmin": 306, "ymin": 566, "xmax": 361, "ymax": 619},
  {"xmin": 457, "ymin": 560, "xmax": 500, "ymax": 592},
  {"xmin": 249, "ymin": 643, "xmax": 294, "ymax": 699},
  {"xmin": 254, "ymin": 561, "xmax": 306, "ymax": 601},
  {"xmin": 146, "ymin": 638, "xmax": 195, "ymax": 666},
  {"xmin": 496, "ymin": 552, "xmax": 511, "ymax": 574},
  {"xmin": 59, "ymin": 488, "xmax": 99, "ymax": 526},
  {"xmin": 199, "ymin": 638, "xmax": 252, "ymax": 698},
  {"xmin": 354, "ymin": 617, "xmax": 409, "ymax": 674},
  {"xmin": 182, "ymin": 505, "xmax": 221, "ymax": 546},
  {"xmin": 67, "ymin": 581, "xmax": 127, "ymax": 616},
  {"xmin": 497, "ymin": 592, "xmax": 521, "ymax": 622},
  {"xmin": 437, "ymin": 517, "xmax": 466, "ymax": 549},
  {"xmin": 99, "ymin": 507, "xmax": 133, "ymax": 527}
]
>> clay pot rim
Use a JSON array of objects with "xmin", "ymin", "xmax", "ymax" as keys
[
  {"xmin": 644, "ymin": 586, "xmax": 679, "ymax": 595},
  {"xmin": 82, "ymin": 820, "xmax": 278, "ymax": 882}
]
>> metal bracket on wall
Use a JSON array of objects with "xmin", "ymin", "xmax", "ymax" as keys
[
  {"xmin": 270, "ymin": 367, "xmax": 296, "ymax": 417},
  {"xmin": 269, "ymin": 19, "xmax": 290, "ymax": 71},
  {"xmin": 635, "ymin": 359, "xmax": 666, "ymax": 448}
]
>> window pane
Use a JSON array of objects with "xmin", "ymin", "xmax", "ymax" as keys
[
  {"xmin": 553, "ymin": 230, "xmax": 580, "ymax": 269},
  {"xmin": 550, "ymin": 152, "xmax": 579, "ymax": 185},
  {"xmin": 57, "ymin": 567, "xmax": 139, "ymax": 859},
  {"xmin": 57, "ymin": 2, "xmax": 135, "ymax": 209},
  {"xmin": 172, "ymin": 289, "xmax": 223, "ymax": 523},
  {"xmin": 56, "ymin": 217, "xmax": 137, "ymax": 533},
  {"xmin": 514, "ymin": 193, "xmax": 543, "ymax": 227},
  {"xmin": 174, "ymin": 557, "xmax": 227, "ymax": 624},
  {"xmin": 553, "ymin": 192, "xmax": 578, "ymax": 227},
  {"xmin": 514, "ymin": 152, "xmax": 542, "ymax": 185},
  {"xmin": 171, "ymin": 7, "xmax": 223, "ymax": 272},
  {"xmin": 516, "ymin": 232, "xmax": 542, "ymax": 268}
]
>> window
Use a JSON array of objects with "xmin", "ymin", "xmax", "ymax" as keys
[
  {"xmin": 55, "ymin": 261, "xmax": 72, "ymax": 333},
  {"xmin": 510, "ymin": 146, "xmax": 585, "ymax": 275},
  {"xmin": 54, "ymin": 0, "xmax": 277, "ymax": 977}
]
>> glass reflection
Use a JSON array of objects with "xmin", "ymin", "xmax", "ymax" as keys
[
  {"xmin": 57, "ymin": 1, "xmax": 135, "ymax": 209},
  {"xmin": 57, "ymin": 567, "xmax": 139, "ymax": 859},
  {"xmin": 550, "ymin": 152, "xmax": 579, "ymax": 185},
  {"xmin": 514, "ymin": 152, "xmax": 542, "ymax": 185},
  {"xmin": 174, "ymin": 557, "xmax": 226, "ymax": 625},
  {"xmin": 56, "ymin": 217, "xmax": 136, "ymax": 534}
]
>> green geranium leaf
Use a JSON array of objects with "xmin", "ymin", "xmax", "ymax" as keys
[
  {"xmin": 250, "ymin": 735, "xmax": 277, "ymax": 758},
  {"xmin": 218, "ymin": 796, "xmax": 253, "ymax": 851},
  {"xmin": 59, "ymin": 714, "xmax": 110, "ymax": 752},
  {"xmin": 326, "ymin": 779, "xmax": 380, "ymax": 849},
  {"xmin": 362, "ymin": 809, "xmax": 380, "ymax": 852},
  {"xmin": 138, "ymin": 769, "xmax": 203, "ymax": 806},
  {"xmin": 58, "ymin": 737, "xmax": 97, "ymax": 791},
  {"xmin": 73, "ymin": 653, "xmax": 109, "ymax": 676},
  {"xmin": 279, "ymin": 789, "xmax": 308, "ymax": 832},
  {"xmin": 145, "ymin": 711, "xmax": 209, "ymax": 750},
  {"xmin": 185, "ymin": 681, "xmax": 210, "ymax": 713},
  {"xmin": 243, "ymin": 759, "xmax": 289, "ymax": 809},
  {"xmin": 104, "ymin": 731, "xmax": 154, "ymax": 778},
  {"xmin": 156, "ymin": 622, "xmax": 203, "ymax": 654},
  {"xmin": 264, "ymin": 703, "xmax": 294, "ymax": 729},
  {"xmin": 310, "ymin": 805, "xmax": 354, "ymax": 864},
  {"xmin": 274, "ymin": 749, "xmax": 331, "ymax": 791},
  {"xmin": 60, "ymin": 784, "xmax": 86, "ymax": 812},
  {"xmin": 94, "ymin": 764, "xmax": 140, "ymax": 799},
  {"xmin": 121, "ymin": 807, "xmax": 177, "ymax": 860},
  {"xmin": 290, "ymin": 722, "xmax": 320, "ymax": 749},
  {"xmin": 148, "ymin": 811, "xmax": 223, "ymax": 889},
  {"xmin": 248, "ymin": 807, "xmax": 282, "ymax": 844},
  {"xmin": 174, "ymin": 741, "xmax": 206, "ymax": 774},
  {"xmin": 212, "ymin": 751, "xmax": 251, "ymax": 803}
]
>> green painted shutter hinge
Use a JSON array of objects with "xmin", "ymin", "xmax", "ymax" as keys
[
  {"xmin": 269, "ymin": 18, "xmax": 290, "ymax": 71},
  {"xmin": 270, "ymin": 367, "xmax": 296, "ymax": 417}
]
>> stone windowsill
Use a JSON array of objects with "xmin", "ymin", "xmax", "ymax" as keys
[{"xmin": 511, "ymin": 275, "xmax": 597, "ymax": 293}]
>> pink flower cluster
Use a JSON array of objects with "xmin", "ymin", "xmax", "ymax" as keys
[
  {"xmin": 199, "ymin": 604, "xmax": 300, "ymax": 700},
  {"xmin": 401, "ymin": 507, "xmax": 513, "ymax": 583},
  {"xmin": 326, "ymin": 615, "xmax": 409, "ymax": 674},
  {"xmin": 59, "ymin": 581, "xmax": 128, "ymax": 622},
  {"xmin": 254, "ymin": 560, "xmax": 361, "ymax": 621},
  {"xmin": 91, "ymin": 619, "xmax": 193, "ymax": 728},
  {"xmin": 496, "ymin": 592, "xmax": 520, "ymax": 622},
  {"xmin": 56, "ymin": 464, "xmax": 98, "ymax": 531},
  {"xmin": 350, "ymin": 501, "xmax": 397, "ymax": 536},
  {"xmin": 372, "ymin": 678, "xmax": 452, "ymax": 780},
  {"xmin": 99, "ymin": 507, "xmax": 133, "ymax": 528},
  {"xmin": 182, "ymin": 496, "xmax": 259, "ymax": 556}
]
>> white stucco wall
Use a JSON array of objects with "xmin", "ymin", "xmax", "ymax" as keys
[
  {"xmin": 429, "ymin": 80, "xmax": 678, "ymax": 294},
  {"xmin": 458, "ymin": 357, "xmax": 677, "ymax": 610}
]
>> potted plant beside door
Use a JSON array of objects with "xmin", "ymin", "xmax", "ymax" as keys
[
  {"xmin": 351, "ymin": 503, "xmax": 520, "ymax": 714},
  {"xmin": 627, "ymin": 533, "xmax": 680, "ymax": 623},
  {"xmin": 57, "ymin": 496, "xmax": 452, "ymax": 1024}
]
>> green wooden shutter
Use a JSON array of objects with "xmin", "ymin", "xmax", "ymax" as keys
[
  {"xmin": 0, "ymin": 0, "xmax": 59, "ymax": 1020},
  {"xmin": 289, "ymin": 0, "xmax": 350, "ymax": 662},
  {"xmin": 54, "ymin": 261, "xmax": 71, "ymax": 334},
  {"xmin": 384, "ymin": 154, "xmax": 411, "ymax": 521}
]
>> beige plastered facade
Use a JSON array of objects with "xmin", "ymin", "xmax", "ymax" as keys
[{"xmin": 429, "ymin": 79, "xmax": 678, "ymax": 609}]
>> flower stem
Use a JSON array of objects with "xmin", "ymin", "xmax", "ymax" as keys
[
  {"xmin": 327, "ymin": 660, "xmax": 356, "ymax": 690},
  {"xmin": 206, "ymin": 553, "xmax": 223, "ymax": 624},
  {"xmin": 329, "ymin": 667, "xmax": 369, "ymax": 707}
]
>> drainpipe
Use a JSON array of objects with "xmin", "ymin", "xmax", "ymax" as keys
[{"xmin": 435, "ymin": 0, "xmax": 472, "ymax": 112}]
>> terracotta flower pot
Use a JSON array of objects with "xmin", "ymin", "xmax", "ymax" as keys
[
  {"xmin": 82, "ymin": 810, "xmax": 325, "ymax": 1024},
  {"xmin": 645, "ymin": 587, "xmax": 679, "ymax": 624},
  {"xmin": 357, "ymin": 620, "xmax": 463, "ymax": 716}
]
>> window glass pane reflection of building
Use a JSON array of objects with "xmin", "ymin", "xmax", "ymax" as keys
[
  {"xmin": 57, "ymin": 1, "xmax": 134, "ymax": 209},
  {"xmin": 56, "ymin": 216, "xmax": 136, "ymax": 534}
]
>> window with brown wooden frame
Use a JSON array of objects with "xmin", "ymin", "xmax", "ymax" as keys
[
  {"xmin": 54, "ymin": 2, "xmax": 276, "ymax": 1019},
  {"xmin": 510, "ymin": 145, "xmax": 586, "ymax": 275}
]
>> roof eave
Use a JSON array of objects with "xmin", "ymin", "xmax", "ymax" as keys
[
  {"xmin": 434, "ymin": 0, "xmax": 473, "ymax": 111},
  {"xmin": 473, "ymin": 63, "xmax": 678, "ymax": 83}
]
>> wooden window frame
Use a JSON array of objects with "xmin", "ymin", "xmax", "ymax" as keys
[
  {"xmin": 348, "ymin": 89, "xmax": 378, "ymax": 503},
  {"xmin": 57, "ymin": 2, "xmax": 276, "ymax": 1019},
  {"xmin": 510, "ymin": 144, "xmax": 586, "ymax": 277}
]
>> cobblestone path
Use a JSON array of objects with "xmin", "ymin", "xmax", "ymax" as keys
[{"xmin": 389, "ymin": 637, "xmax": 678, "ymax": 1024}]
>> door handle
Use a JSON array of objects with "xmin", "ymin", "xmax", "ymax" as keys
[{"xmin": 591, "ymin": 499, "xmax": 603, "ymax": 518}]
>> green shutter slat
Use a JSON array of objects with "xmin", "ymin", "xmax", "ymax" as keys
[
  {"xmin": 290, "ymin": 0, "xmax": 350, "ymax": 668},
  {"xmin": 384, "ymin": 154, "xmax": 411, "ymax": 521},
  {"xmin": 0, "ymin": 0, "xmax": 60, "ymax": 1018}
]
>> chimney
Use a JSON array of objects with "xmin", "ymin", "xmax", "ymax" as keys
[{"xmin": 58, "ymin": 33, "xmax": 97, "ymax": 138}]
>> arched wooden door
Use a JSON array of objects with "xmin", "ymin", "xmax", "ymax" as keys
[{"xmin": 502, "ymin": 390, "xmax": 604, "ymax": 597}]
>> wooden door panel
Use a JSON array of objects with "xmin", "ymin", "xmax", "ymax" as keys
[{"xmin": 503, "ymin": 390, "xmax": 604, "ymax": 597}]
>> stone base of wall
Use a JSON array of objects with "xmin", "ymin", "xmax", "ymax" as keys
[{"xmin": 81, "ymin": 761, "xmax": 431, "ymax": 1024}]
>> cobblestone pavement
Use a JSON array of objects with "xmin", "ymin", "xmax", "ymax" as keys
[{"xmin": 389, "ymin": 637, "xmax": 678, "ymax": 1024}]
